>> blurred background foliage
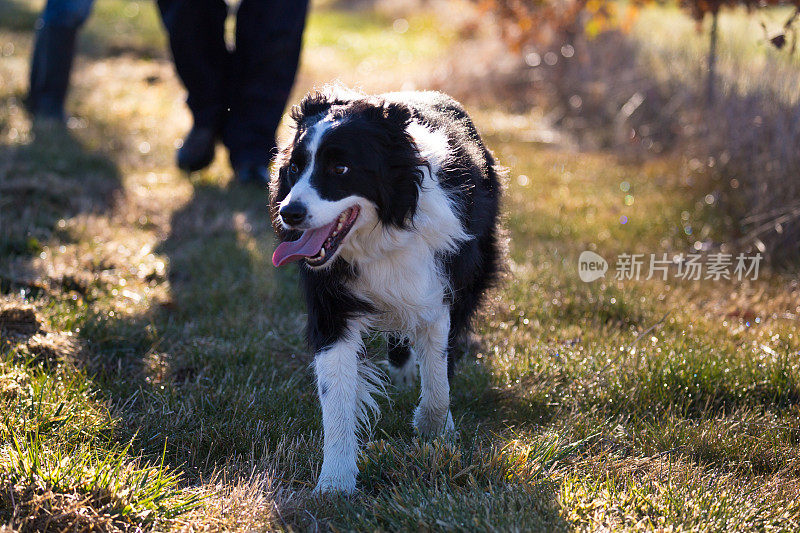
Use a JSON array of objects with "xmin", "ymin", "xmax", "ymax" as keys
[{"xmin": 460, "ymin": 0, "xmax": 800, "ymax": 264}]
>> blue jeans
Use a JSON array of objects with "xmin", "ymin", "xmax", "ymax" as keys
[
  {"xmin": 39, "ymin": 0, "xmax": 95, "ymax": 28},
  {"xmin": 28, "ymin": 0, "xmax": 95, "ymax": 118}
]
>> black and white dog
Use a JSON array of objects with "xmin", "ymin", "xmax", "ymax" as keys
[{"xmin": 270, "ymin": 86, "xmax": 501, "ymax": 494}]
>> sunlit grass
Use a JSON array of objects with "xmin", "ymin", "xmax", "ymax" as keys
[
  {"xmin": 83, "ymin": 0, "xmax": 166, "ymax": 59},
  {"xmin": 305, "ymin": 9, "xmax": 455, "ymax": 67}
]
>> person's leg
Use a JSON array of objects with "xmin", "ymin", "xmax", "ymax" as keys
[
  {"xmin": 28, "ymin": 0, "xmax": 95, "ymax": 121},
  {"xmin": 223, "ymin": 0, "xmax": 309, "ymax": 181},
  {"xmin": 156, "ymin": 0, "xmax": 229, "ymax": 171}
]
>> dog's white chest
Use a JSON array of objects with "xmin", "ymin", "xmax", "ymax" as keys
[{"xmin": 350, "ymin": 248, "xmax": 446, "ymax": 332}]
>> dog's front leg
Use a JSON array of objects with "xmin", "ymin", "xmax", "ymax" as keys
[
  {"xmin": 313, "ymin": 330, "xmax": 362, "ymax": 494},
  {"xmin": 413, "ymin": 308, "xmax": 454, "ymax": 436}
]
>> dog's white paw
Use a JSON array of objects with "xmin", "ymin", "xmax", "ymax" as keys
[
  {"xmin": 388, "ymin": 355, "xmax": 417, "ymax": 389},
  {"xmin": 314, "ymin": 466, "xmax": 357, "ymax": 495},
  {"xmin": 413, "ymin": 406, "xmax": 454, "ymax": 437}
]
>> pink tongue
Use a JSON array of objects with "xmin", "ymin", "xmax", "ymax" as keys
[{"xmin": 272, "ymin": 220, "xmax": 336, "ymax": 267}]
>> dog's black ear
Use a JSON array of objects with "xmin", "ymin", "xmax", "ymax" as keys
[
  {"xmin": 367, "ymin": 100, "xmax": 426, "ymax": 229},
  {"xmin": 358, "ymin": 99, "xmax": 413, "ymax": 127},
  {"xmin": 291, "ymin": 86, "xmax": 361, "ymax": 124},
  {"xmin": 381, "ymin": 101, "xmax": 413, "ymax": 126},
  {"xmin": 291, "ymin": 92, "xmax": 330, "ymax": 124}
]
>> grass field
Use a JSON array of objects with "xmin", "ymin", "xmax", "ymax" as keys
[{"xmin": 2, "ymin": 0, "xmax": 800, "ymax": 531}]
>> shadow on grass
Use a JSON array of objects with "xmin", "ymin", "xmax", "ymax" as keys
[
  {"xmin": 74, "ymin": 178, "xmax": 310, "ymax": 471},
  {"xmin": 0, "ymin": 108, "xmax": 122, "ymax": 292}
]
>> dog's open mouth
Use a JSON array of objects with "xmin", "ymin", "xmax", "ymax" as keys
[{"xmin": 272, "ymin": 206, "xmax": 360, "ymax": 267}]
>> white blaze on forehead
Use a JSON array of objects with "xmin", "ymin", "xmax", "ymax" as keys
[
  {"xmin": 306, "ymin": 116, "xmax": 336, "ymax": 154},
  {"xmin": 296, "ymin": 115, "xmax": 335, "ymax": 183},
  {"xmin": 279, "ymin": 116, "xmax": 360, "ymax": 230}
]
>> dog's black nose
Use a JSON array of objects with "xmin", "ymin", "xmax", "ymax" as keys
[{"xmin": 280, "ymin": 202, "xmax": 307, "ymax": 226}]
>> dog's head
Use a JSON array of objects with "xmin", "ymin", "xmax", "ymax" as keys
[{"xmin": 270, "ymin": 87, "xmax": 425, "ymax": 269}]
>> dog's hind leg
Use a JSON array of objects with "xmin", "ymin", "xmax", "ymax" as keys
[
  {"xmin": 313, "ymin": 326, "xmax": 363, "ymax": 494},
  {"xmin": 412, "ymin": 307, "xmax": 454, "ymax": 436},
  {"xmin": 387, "ymin": 335, "xmax": 417, "ymax": 389}
]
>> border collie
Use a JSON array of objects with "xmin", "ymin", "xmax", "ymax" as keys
[{"xmin": 269, "ymin": 86, "xmax": 502, "ymax": 494}]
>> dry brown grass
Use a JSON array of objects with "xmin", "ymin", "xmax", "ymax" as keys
[{"xmin": 3, "ymin": 485, "xmax": 138, "ymax": 533}]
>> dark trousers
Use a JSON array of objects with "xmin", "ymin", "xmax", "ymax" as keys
[{"xmin": 156, "ymin": 0, "xmax": 308, "ymax": 167}]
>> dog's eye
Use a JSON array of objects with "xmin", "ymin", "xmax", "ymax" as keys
[
  {"xmin": 288, "ymin": 162, "xmax": 299, "ymax": 174},
  {"xmin": 332, "ymin": 164, "xmax": 349, "ymax": 175}
]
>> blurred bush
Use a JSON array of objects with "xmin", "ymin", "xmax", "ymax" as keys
[{"xmin": 469, "ymin": 0, "xmax": 800, "ymax": 263}]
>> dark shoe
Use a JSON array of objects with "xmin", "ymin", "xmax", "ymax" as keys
[
  {"xmin": 233, "ymin": 162, "xmax": 269, "ymax": 185},
  {"xmin": 27, "ymin": 24, "xmax": 79, "ymax": 123},
  {"xmin": 177, "ymin": 126, "xmax": 217, "ymax": 172}
]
